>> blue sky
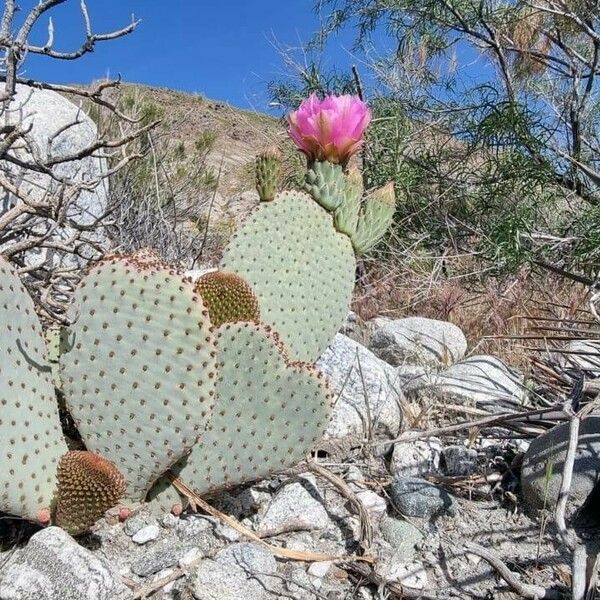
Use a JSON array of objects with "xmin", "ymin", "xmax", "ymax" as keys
[{"xmin": 20, "ymin": 0, "xmax": 359, "ymax": 110}]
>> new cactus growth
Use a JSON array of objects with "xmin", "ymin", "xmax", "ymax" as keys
[
  {"xmin": 149, "ymin": 321, "xmax": 332, "ymax": 509},
  {"xmin": 195, "ymin": 271, "xmax": 259, "ymax": 327},
  {"xmin": 255, "ymin": 146, "xmax": 282, "ymax": 202},
  {"xmin": 304, "ymin": 160, "xmax": 346, "ymax": 211},
  {"xmin": 352, "ymin": 182, "xmax": 396, "ymax": 254},
  {"xmin": 0, "ymin": 256, "xmax": 68, "ymax": 523},
  {"xmin": 53, "ymin": 451, "xmax": 125, "ymax": 536},
  {"xmin": 334, "ymin": 165, "xmax": 363, "ymax": 238},
  {"xmin": 60, "ymin": 252, "xmax": 218, "ymax": 503}
]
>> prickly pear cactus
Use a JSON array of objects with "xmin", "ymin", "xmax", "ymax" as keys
[
  {"xmin": 334, "ymin": 166, "xmax": 363, "ymax": 239},
  {"xmin": 352, "ymin": 182, "xmax": 396, "ymax": 255},
  {"xmin": 53, "ymin": 451, "xmax": 125, "ymax": 536},
  {"xmin": 220, "ymin": 190, "xmax": 356, "ymax": 362},
  {"xmin": 0, "ymin": 256, "xmax": 68, "ymax": 523},
  {"xmin": 61, "ymin": 253, "xmax": 218, "ymax": 502},
  {"xmin": 148, "ymin": 321, "xmax": 332, "ymax": 510},
  {"xmin": 196, "ymin": 271, "xmax": 259, "ymax": 327},
  {"xmin": 255, "ymin": 147, "xmax": 282, "ymax": 202},
  {"xmin": 304, "ymin": 160, "xmax": 346, "ymax": 211}
]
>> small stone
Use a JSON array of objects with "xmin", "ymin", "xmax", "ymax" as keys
[
  {"xmin": 161, "ymin": 513, "xmax": 179, "ymax": 529},
  {"xmin": 442, "ymin": 445, "xmax": 478, "ymax": 476},
  {"xmin": 307, "ymin": 561, "xmax": 332, "ymax": 578},
  {"xmin": 132, "ymin": 524, "xmax": 160, "ymax": 545},
  {"xmin": 124, "ymin": 513, "xmax": 158, "ymax": 537},
  {"xmin": 391, "ymin": 439, "xmax": 442, "ymax": 477},
  {"xmin": 215, "ymin": 543, "xmax": 277, "ymax": 575},
  {"xmin": 380, "ymin": 517, "xmax": 424, "ymax": 559},
  {"xmin": 389, "ymin": 476, "xmax": 456, "ymax": 519},
  {"xmin": 131, "ymin": 544, "xmax": 197, "ymax": 577},
  {"xmin": 180, "ymin": 547, "xmax": 204, "ymax": 569},
  {"xmin": 257, "ymin": 481, "xmax": 330, "ymax": 536},
  {"xmin": 355, "ymin": 490, "xmax": 387, "ymax": 520},
  {"xmin": 346, "ymin": 465, "xmax": 364, "ymax": 483}
]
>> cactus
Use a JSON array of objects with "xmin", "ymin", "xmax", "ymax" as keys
[
  {"xmin": 352, "ymin": 182, "xmax": 396, "ymax": 255},
  {"xmin": 220, "ymin": 190, "xmax": 356, "ymax": 362},
  {"xmin": 53, "ymin": 451, "xmax": 125, "ymax": 536},
  {"xmin": 303, "ymin": 160, "xmax": 346, "ymax": 211},
  {"xmin": 0, "ymin": 256, "xmax": 68, "ymax": 523},
  {"xmin": 60, "ymin": 253, "xmax": 218, "ymax": 503},
  {"xmin": 195, "ymin": 271, "xmax": 259, "ymax": 327},
  {"xmin": 334, "ymin": 166, "xmax": 363, "ymax": 238},
  {"xmin": 255, "ymin": 146, "xmax": 282, "ymax": 202},
  {"xmin": 149, "ymin": 321, "xmax": 332, "ymax": 509}
]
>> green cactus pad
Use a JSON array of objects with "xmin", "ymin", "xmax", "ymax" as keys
[
  {"xmin": 352, "ymin": 183, "xmax": 396, "ymax": 254},
  {"xmin": 150, "ymin": 322, "xmax": 332, "ymax": 504},
  {"xmin": 334, "ymin": 173, "xmax": 362, "ymax": 238},
  {"xmin": 220, "ymin": 190, "xmax": 356, "ymax": 362},
  {"xmin": 0, "ymin": 256, "xmax": 68, "ymax": 522},
  {"xmin": 61, "ymin": 254, "xmax": 218, "ymax": 502},
  {"xmin": 304, "ymin": 160, "xmax": 346, "ymax": 211},
  {"xmin": 255, "ymin": 147, "xmax": 282, "ymax": 202}
]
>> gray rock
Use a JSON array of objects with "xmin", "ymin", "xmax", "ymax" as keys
[
  {"xmin": 188, "ymin": 558, "xmax": 271, "ymax": 600},
  {"xmin": 132, "ymin": 524, "xmax": 160, "ymax": 545},
  {"xmin": 1, "ymin": 85, "xmax": 109, "ymax": 269},
  {"xmin": 389, "ymin": 476, "xmax": 457, "ymax": 519},
  {"xmin": 378, "ymin": 558, "xmax": 429, "ymax": 588},
  {"xmin": 131, "ymin": 544, "xmax": 199, "ymax": 577},
  {"xmin": 123, "ymin": 513, "xmax": 158, "ymax": 537},
  {"xmin": 215, "ymin": 542, "xmax": 277, "ymax": 575},
  {"xmin": 442, "ymin": 445, "xmax": 478, "ymax": 476},
  {"xmin": 369, "ymin": 317, "xmax": 467, "ymax": 367},
  {"xmin": 174, "ymin": 516, "xmax": 218, "ymax": 553},
  {"xmin": 390, "ymin": 438, "xmax": 442, "ymax": 477},
  {"xmin": 0, "ymin": 526, "xmax": 131, "ymax": 600},
  {"xmin": 257, "ymin": 480, "xmax": 330, "ymax": 537},
  {"xmin": 521, "ymin": 416, "xmax": 600, "ymax": 515},
  {"xmin": 355, "ymin": 490, "xmax": 387, "ymax": 521},
  {"xmin": 380, "ymin": 516, "xmax": 424, "ymax": 559},
  {"xmin": 317, "ymin": 334, "xmax": 403, "ymax": 441},
  {"xmin": 407, "ymin": 355, "xmax": 527, "ymax": 413}
]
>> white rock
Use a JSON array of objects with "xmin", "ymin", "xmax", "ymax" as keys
[
  {"xmin": 390, "ymin": 438, "xmax": 442, "ymax": 477},
  {"xmin": 407, "ymin": 355, "xmax": 527, "ymax": 413},
  {"xmin": 0, "ymin": 527, "xmax": 131, "ymax": 600},
  {"xmin": 369, "ymin": 317, "xmax": 467, "ymax": 367},
  {"xmin": 179, "ymin": 547, "xmax": 204, "ymax": 569},
  {"xmin": 317, "ymin": 334, "xmax": 403, "ymax": 441},
  {"xmin": 215, "ymin": 543, "xmax": 277, "ymax": 575},
  {"xmin": 190, "ymin": 559, "xmax": 270, "ymax": 600},
  {"xmin": 355, "ymin": 490, "xmax": 387, "ymax": 521},
  {"xmin": 307, "ymin": 561, "xmax": 332, "ymax": 578},
  {"xmin": 0, "ymin": 84, "xmax": 109, "ymax": 269},
  {"xmin": 132, "ymin": 524, "xmax": 160, "ymax": 545},
  {"xmin": 257, "ymin": 481, "xmax": 330, "ymax": 537}
]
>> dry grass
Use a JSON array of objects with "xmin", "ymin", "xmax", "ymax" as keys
[{"xmin": 353, "ymin": 250, "xmax": 589, "ymax": 372}]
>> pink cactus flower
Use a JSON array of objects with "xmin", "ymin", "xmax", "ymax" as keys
[{"xmin": 287, "ymin": 94, "xmax": 371, "ymax": 165}]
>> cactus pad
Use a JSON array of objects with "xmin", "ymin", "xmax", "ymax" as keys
[
  {"xmin": 0, "ymin": 256, "xmax": 68, "ymax": 522},
  {"xmin": 334, "ymin": 168, "xmax": 363, "ymax": 238},
  {"xmin": 220, "ymin": 190, "xmax": 356, "ymax": 362},
  {"xmin": 61, "ymin": 254, "xmax": 218, "ymax": 502},
  {"xmin": 196, "ymin": 271, "xmax": 259, "ymax": 327},
  {"xmin": 352, "ymin": 182, "xmax": 396, "ymax": 254},
  {"xmin": 255, "ymin": 147, "xmax": 282, "ymax": 202},
  {"xmin": 152, "ymin": 321, "xmax": 332, "ymax": 503},
  {"xmin": 53, "ymin": 451, "xmax": 125, "ymax": 535}
]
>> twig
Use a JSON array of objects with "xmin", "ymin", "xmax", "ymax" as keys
[{"xmin": 464, "ymin": 543, "xmax": 564, "ymax": 599}]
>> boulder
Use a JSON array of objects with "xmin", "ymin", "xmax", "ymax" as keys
[
  {"xmin": 368, "ymin": 317, "xmax": 467, "ymax": 367},
  {"xmin": 406, "ymin": 355, "xmax": 527, "ymax": 413},
  {"xmin": 0, "ymin": 84, "xmax": 109, "ymax": 268},
  {"xmin": 0, "ymin": 527, "xmax": 131, "ymax": 600},
  {"xmin": 317, "ymin": 334, "xmax": 402, "ymax": 441},
  {"xmin": 521, "ymin": 416, "xmax": 600, "ymax": 516}
]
